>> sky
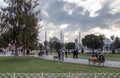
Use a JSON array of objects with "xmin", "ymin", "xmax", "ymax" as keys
[{"xmin": 0, "ymin": 0, "xmax": 120, "ymax": 42}]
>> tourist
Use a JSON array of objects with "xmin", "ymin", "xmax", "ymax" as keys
[
  {"xmin": 58, "ymin": 49, "xmax": 61, "ymax": 61},
  {"xmin": 73, "ymin": 49, "xmax": 78, "ymax": 59},
  {"xmin": 65, "ymin": 49, "xmax": 68, "ymax": 58},
  {"xmin": 46, "ymin": 49, "xmax": 48, "ymax": 56},
  {"xmin": 99, "ymin": 52, "xmax": 105, "ymax": 62},
  {"xmin": 81, "ymin": 48, "xmax": 84, "ymax": 53},
  {"xmin": 26, "ymin": 49, "xmax": 30, "ymax": 55},
  {"xmin": 61, "ymin": 49, "xmax": 65, "ymax": 61}
]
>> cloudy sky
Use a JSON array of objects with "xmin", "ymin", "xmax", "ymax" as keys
[{"xmin": 0, "ymin": 0, "xmax": 120, "ymax": 42}]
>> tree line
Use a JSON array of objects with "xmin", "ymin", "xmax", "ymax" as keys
[{"xmin": 39, "ymin": 34, "xmax": 120, "ymax": 54}]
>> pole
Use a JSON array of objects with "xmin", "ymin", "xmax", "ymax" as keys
[
  {"xmin": 13, "ymin": 73, "xmax": 15, "ymax": 78},
  {"xmin": 45, "ymin": 30, "xmax": 47, "ymax": 50},
  {"xmin": 60, "ymin": 30, "xmax": 63, "ymax": 49}
]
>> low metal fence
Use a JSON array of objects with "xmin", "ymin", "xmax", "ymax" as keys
[{"xmin": 0, "ymin": 73, "xmax": 119, "ymax": 78}]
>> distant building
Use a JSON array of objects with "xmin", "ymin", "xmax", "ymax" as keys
[
  {"xmin": 103, "ymin": 38, "xmax": 112, "ymax": 52},
  {"xmin": 50, "ymin": 37, "xmax": 60, "ymax": 42}
]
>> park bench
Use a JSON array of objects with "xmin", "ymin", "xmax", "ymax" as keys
[
  {"xmin": 88, "ymin": 57, "xmax": 105, "ymax": 66},
  {"xmin": 28, "ymin": 52, "xmax": 34, "ymax": 55},
  {"xmin": 53, "ymin": 56, "xmax": 59, "ymax": 59},
  {"xmin": 38, "ymin": 52, "xmax": 44, "ymax": 56}
]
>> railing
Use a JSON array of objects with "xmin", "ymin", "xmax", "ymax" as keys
[{"xmin": 0, "ymin": 73, "xmax": 119, "ymax": 78}]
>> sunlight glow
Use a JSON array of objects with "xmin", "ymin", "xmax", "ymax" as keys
[
  {"xmin": 60, "ymin": 24, "xmax": 69, "ymax": 29},
  {"xmin": 86, "ymin": 27, "xmax": 120, "ymax": 39}
]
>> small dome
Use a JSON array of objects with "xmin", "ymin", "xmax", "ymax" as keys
[
  {"xmin": 50, "ymin": 37, "xmax": 60, "ymax": 42},
  {"xmin": 103, "ymin": 38, "xmax": 112, "ymax": 44}
]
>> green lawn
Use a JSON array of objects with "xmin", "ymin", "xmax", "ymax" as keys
[
  {"xmin": 0, "ymin": 56, "xmax": 120, "ymax": 73},
  {"xmin": 78, "ymin": 53, "xmax": 120, "ymax": 61}
]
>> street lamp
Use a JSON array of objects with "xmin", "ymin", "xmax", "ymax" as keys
[{"xmin": 92, "ymin": 38, "xmax": 95, "ymax": 53}]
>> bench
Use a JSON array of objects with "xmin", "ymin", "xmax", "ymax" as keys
[
  {"xmin": 28, "ymin": 53, "xmax": 34, "ymax": 55},
  {"xmin": 53, "ymin": 56, "xmax": 58, "ymax": 59},
  {"xmin": 38, "ymin": 52, "xmax": 44, "ymax": 56},
  {"xmin": 88, "ymin": 57, "xmax": 105, "ymax": 66}
]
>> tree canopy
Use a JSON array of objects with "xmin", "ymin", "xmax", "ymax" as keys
[
  {"xmin": 49, "ymin": 41, "xmax": 61, "ymax": 52},
  {"xmin": 0, "ymin": 0, "xmax": 42, "ymax": 58},
  {"xmin": 0, "ymin": 0, "xmax": 42, "ymax": 49},
  {"xmin": 82, "ymin": 34, "xmax": 104, "ymax": 53},
  {"xmin": 112, "ymin": 37, "xmax": 120, "ymax": 49},
  {"xmin": 65, "ymin": 42, "xmax": 75, "ymax": 49}
]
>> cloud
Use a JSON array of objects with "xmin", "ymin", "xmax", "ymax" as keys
[
  {"xmin": 1, "ymin": 0, "xmax": 120, "ymax": 42},
  {"xmin": 37, "ymin": 0, "xmax": 120, "ymax": 42},
  {"xmin": 109, "ymin": 0, "xmax": 120, "ymax": 14},
  {"xmin": 60, "ymin": 24, "xmax": 69, "ymax": 29},
  {"xmin": 0, "ymin": 0, "xmax": 7, "ymax": 9}
]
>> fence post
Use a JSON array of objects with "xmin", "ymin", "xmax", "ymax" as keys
[
  {"xmin": 69, "ymin": 73, "xmax": 71, "ymax": 78},
  {"xmin": 42, "ymin": 73, "xmax": 43, "ymax": 78},
  {"xmin": 13, "ymin": 73, "xmax": 15, "ymax": 78},
  {"xmin": 95, "ymin": 73, "xmax": 97, "ymax": 78}
]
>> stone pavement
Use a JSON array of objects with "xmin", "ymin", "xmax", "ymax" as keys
[{"xmin": 34, "ymin": 55, "xmax": 120, "ymax": 68}]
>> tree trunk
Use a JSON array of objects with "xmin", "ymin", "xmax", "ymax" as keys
[
  {"xmin": 14, "ymin": 40, "xmax": 18, "ymax": 59},
  {"xmin": 92, "ymin": 49, "xmax": 94, "ymax": 53}
]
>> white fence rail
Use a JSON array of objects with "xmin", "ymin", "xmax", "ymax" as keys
[{"xmin": 0, "ymin": 73, "xmax": 120, "ymax": 78}]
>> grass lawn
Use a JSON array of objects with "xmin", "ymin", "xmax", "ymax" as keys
[
  {"xmin": 0, "ymin": 56, "xmax": 120, "ymax": 73},
  {"xmin": 78, "ymin": 53, "xmax": 120, "ymax": 61}
]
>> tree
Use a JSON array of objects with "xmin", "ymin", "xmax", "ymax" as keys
[
  {"xmin": 82, "ymin": 34, "xmax": 104, "ymax": 53},
  {"xmin": 111, "ymin": 35, "xmax": 115, "ymax": 41},
  {"xmin": 39, "ymin": 43, "xmax": 43, "ymax": 52},
  {"xmin": 1, "ymin": 0, "xmax": 42, "ymax": 58},
  {"xmin": 98, "ymin": 34, "xmax": 105, "ymax": 50},
  {"xmin": 65, "ymin": 42, "xmax": 75, "ymax": 49},
  {"xmin": 44, "ymin": 40, "xmax": 48, "ymax": 50},
  {"xmin": 54, "ymin": 42, "xmax": 61, "ymax": 51},
  {"xmin": 110, "ymin": 35, "xmax": 115, "ymax": 53},
  {"xmin": 49, "ymin": 41, "xmax": 53, "ymax": 52},
  {"xmin": 49, "ymin": 41, "xmax": 61, "ymax": 52},
  {"xmin": 111, "ymin": 37, "xmax": 120, "ymax": 53},
  {"xmin": 0, "ymin": 31, "xmax": 12, "ymax": 48}
]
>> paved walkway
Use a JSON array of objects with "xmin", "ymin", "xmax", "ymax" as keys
[
  {"xmin": 0, "ymin": 53, "xmax": 120, "ymax": 68},
  {"xmin": 34, "ymin": 55, "xmax": 120, "ymax": 68}
]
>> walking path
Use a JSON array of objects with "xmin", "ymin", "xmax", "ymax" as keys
[
  {"xmin": 0, "ymin": 52, "xmax": 120, "ymax": 68},
  {"xmin": 34, "ymin": 55, "xmax": 120, "ymax": 68}
]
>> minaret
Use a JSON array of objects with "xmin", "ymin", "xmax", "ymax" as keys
[
  {"xmin": 44, "ymin": 30, "xmax": 48, "ymax": 50},
  {"xmin": 45, "ymin": 30, "xmax": 47, "ymax": 41},
  {"xmin": 78, "ymin": 31, "xmax": 81, "ymax": 50},
  {"xmin": 63, "ymin": 32, "xmax": 64, "ymax": 44},
  {"xmin": 78, "ymin": 31, "xmax": 81, "ymax": 45},
  {"xmin": 60, "ymin": 30, "xmax": 62, "ymax": 49},
  {"xmin": 60, "ymin": 30, "xmax": 64, "ymax": 49},
  {"xmin": 63, "ymin": 32, "xmax": 65, "ymax": 49}
]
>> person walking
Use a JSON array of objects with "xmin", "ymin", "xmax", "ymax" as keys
[
  {"xmin": 45, "ymin": 49, "xmax": 48, "ymax": 56},
  {"xmin": 75, "ymin": 48, "xmax": 78, "ymax": 59},
  {"xmin": 65, "ymin": 49, "xmax": 68, "ymax": 58},
  {"xmin": 73, "ymin": 49, "xmax": 75, "ymax": 59},
  {"xmin": 58, "ymin": 49, "xmax": 61, "ymax": 61},
  {"xmin": 61, "ymin": 49, "xmax": 65, "ymax": 61}
]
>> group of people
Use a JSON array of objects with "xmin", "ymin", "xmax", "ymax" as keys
[
  {"xmin": 0, "ymin": 48, "xmax": 6, "ymax": 55},
  {"xmin": 57, "ymin": 49, "xmax": 79, "ymax": 61},
  {"xmin": 91, "ymin": 51, "xmax": 105, "ymax": 62},
  {"xmin": 11, "ymin": 48, "xmax": 30, "ymax": 56},
  {"xmin": 58, "ymin": 49, "xmax": 67, "ymax": 61}
]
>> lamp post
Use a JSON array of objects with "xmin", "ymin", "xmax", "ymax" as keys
[
  {"xmin": 49, "ymin": 36, "xmax": 52, "ymax": 55},
  {"xmin": 92, "ymin": 38, "xmax": 95, "ymax": 53}
]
